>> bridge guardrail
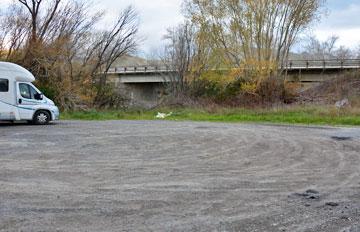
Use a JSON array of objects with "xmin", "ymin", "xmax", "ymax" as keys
[
  {"xmin": 284, "ymin": 59, "xmax": 360, "ymax": 69},
  {"xmin": 107, "ymin": 65, "xmax": 174, "ymax": 74},
  {"xmin": 108, "ymin": 59, "xmax": 360, "ymax": 74}
]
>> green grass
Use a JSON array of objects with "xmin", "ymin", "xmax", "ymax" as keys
[{"xmin": 60, "ymin": 106, "xmax": 360, "ymax": 126}]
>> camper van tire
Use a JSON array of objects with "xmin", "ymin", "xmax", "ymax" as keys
[{"xmin": 33, "ymin": 110, "xmax": 51, "ymax": 125}]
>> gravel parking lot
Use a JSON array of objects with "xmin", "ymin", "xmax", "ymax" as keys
[{"xmin": 0, "ymin": 120, "xmax": 360, "ymax": 232}]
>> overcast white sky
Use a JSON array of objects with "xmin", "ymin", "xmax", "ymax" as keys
[
  {"xmin": 1, "ymin": 0, "xmax": 360, "ymax": 55},
  {"xmin": 312, "ymin": 0, "xmax": 360, "ymax": 49},
  {"xmin": 97, "ymin": 0, "xmax": 184, "ymax": 56},
  {"xmin": 101, "ymin": 0, "xmax": 360, "ymax": 54}
]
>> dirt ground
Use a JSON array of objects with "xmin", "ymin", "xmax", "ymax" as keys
[{"xmin": 0, "ymin": 120, "xmax": 360, "ymax": 232}]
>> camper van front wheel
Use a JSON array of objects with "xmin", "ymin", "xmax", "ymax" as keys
[{"xmin": 33, "ymin": 110, "xmax": 50, "ymax": 125}]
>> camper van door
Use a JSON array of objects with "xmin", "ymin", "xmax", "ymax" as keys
[{"xmin": 16, "ymin": 82, "xmax": 41, "ymax": 119}]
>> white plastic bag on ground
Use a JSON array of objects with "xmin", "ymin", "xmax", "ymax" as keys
[
  {"xmin": 335, "ymin": 98, "xmax": 350, "ymax": 109},
  {"xmin": 156, "ymin": 112, "xmax": 173, "ymax": 119}
]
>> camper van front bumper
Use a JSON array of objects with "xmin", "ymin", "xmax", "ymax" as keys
[{"xmin": 52, "ymin": 107, "xmax": 60, "ymax": 120}]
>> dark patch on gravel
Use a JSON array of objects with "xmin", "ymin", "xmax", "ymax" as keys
[
  {"xmin": 290, "ymin": 189, "xmax": 321, "ymax": 200},
  {"xmin": 195, "ymin": 126, "xmax": 212, "ymax": 130},
  {"xmin": 331, "ymin": 136, "xmax": 353, "ymax": 141},
  {"xmin": 326, "ymin": 202, "xmax": 340, "ymax": 207}
]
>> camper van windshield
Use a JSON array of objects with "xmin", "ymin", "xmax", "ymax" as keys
[{"xmin": 0, "ymin": 79, "xmax": 9, "ymax": 92}]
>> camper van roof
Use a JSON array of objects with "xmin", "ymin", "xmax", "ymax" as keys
[{"xmin": 0, "ymin": 62, "xmax": 35, "ymax": 82}]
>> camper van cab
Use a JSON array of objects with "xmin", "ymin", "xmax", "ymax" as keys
[{"xmin": 0, "ymin": 62, "xmax": 59, "ymax": 125}]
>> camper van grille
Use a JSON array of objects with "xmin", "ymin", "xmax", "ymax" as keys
[{"xmin": 0, "ymin": 79, "xmax": 9, "ymax": 92}]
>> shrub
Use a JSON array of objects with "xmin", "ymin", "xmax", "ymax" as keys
[
  {"xmin": 256, "ymin": 76, "xmax": 300, "ymax": 104},
  {"xmin": 94, "ymin": 84, "xmax": 130, "ymax": 110}
]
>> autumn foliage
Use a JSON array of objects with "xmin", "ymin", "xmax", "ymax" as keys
[
  {"xmin": 0, "ymin": 0, "xmax": 139, "ymax": 110},
  {"xmin": 163, "ymin": 0, "xmax": 324, "ymax": 106}
]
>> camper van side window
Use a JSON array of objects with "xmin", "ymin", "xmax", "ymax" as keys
[
  {"xmin": 29, "ymin": 86, "xmax": 38, "ymax": 99},
  {"xmin": 19, "ymin": 83, "xmax": 31, "ymax": 99},
  {"xmin": 0, "ymin": 79, "xmax": 9, "ymax": 92}
]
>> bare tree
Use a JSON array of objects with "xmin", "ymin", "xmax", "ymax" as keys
[
  {"xmin": 91, "ymin": 6, "xmax": 139, "ymax": 89},
  {"xmin": 0, "ymin": 5, "xmax": 29, "ymax": 60},
  {"xmin": 163, "ymin": 22, "xmax": 195, "ymax": 95},
  {"xmin": 184, "ymin": 0, "xmax": 326, "ymax": 74},
  {"xmin": 356, "ymin": 45, "xmax": 360, "ymax": 59},
  {"xmin": 301, "ymin": 35, "xmax": 355, "ymax": 59},
  {"xmin": 0, "ymin": 1, "xmax": 140, "ymax": 109},
  {"xmin": 17, "ymin": 0, "xmax": 61, "ymax": 63},
  {"xmin": 162, "ymin": 21, "xmax": 214, "ymax": 96},
  {"xmin": 334, "ymin": 46, "xmax": 353, "ymax": 60},
  {"xmin": 17, "ymin": 0, "xmax": 61, "ymax": 42},
  {"xmin": 0, "ymin": 11, "xmax": 7, "ymax": 58},
  {"xmin": 301, "ymin": 35, "xmax": 338, "ymax": 59}
]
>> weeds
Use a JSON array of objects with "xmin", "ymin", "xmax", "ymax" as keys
[{"xmin": 61, "ymin": 105, "xmax": 360, "ymax": 126}]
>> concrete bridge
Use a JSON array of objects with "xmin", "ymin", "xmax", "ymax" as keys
[
  {"xmin": 284, "ymin": 59, "xmax": 360, "ymax": 82},
  {"xmin": 107, "ymin": 59, "xmax": 360, "ymax": 107}
]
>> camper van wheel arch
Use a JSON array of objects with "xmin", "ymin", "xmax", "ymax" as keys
[{"xmin": 33, "ymin": 110, "xmax": 51, "ymax": 125}]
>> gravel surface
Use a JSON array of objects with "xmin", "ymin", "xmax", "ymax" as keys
[{"xmin": 0, "ymin": 120, "xmax": 360, "ymax": 232}]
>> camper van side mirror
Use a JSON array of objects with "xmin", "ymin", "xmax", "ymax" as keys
[{"xmin": 34, "ymin": 93, "xmax": 43, "ymax": 100}]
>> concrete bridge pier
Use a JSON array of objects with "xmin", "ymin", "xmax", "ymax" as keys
[{"xmin": 107, "ymin": 71, "xmax": 177, "ymax": 108}]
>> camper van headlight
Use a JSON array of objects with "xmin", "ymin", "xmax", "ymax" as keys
[{"xmin": 47, "ymin": 99, "xmax": 55, "ymax": 106}]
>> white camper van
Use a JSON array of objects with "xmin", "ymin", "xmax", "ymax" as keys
[{"xmin": 0, "ymin": 62, "xmax": 59, "ymax": 125}]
